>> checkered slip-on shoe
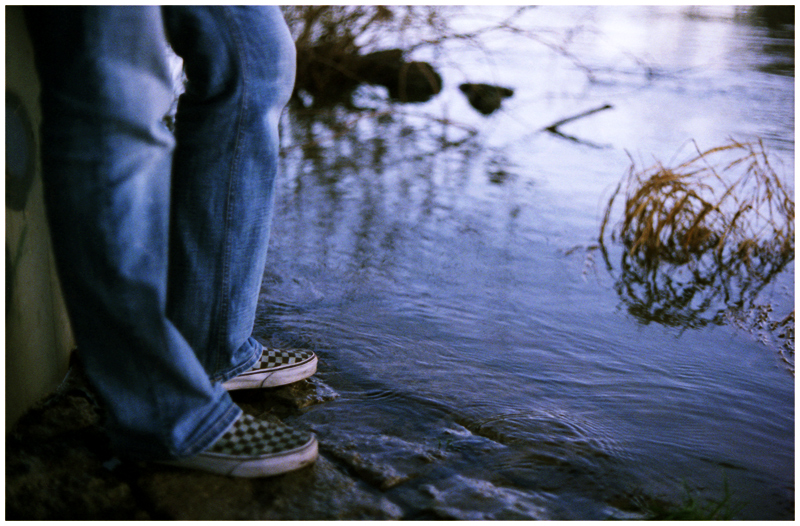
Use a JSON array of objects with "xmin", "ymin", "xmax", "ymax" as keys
[
  {"xmin": 160, "ymin": 413, "xmax": 318, "ymax": 477},
  {"xmin": 222, "ymin": 348, "xmax": 318, "ymax": 390}
]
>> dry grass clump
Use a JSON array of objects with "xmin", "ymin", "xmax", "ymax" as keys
[{"xmin": 601, "ymin": 139, "xmax": 793, "ymax": 276}]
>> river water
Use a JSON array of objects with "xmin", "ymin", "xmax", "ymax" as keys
[{"xmin": 260, "ymin": 6, "xmax": 793, "ymax": 519}]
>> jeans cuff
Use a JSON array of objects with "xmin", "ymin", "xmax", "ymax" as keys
[{"xmin": 212, "ymin": 337, "xmax": 262, "ymax": 383}]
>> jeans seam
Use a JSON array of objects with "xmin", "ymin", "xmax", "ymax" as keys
[{"xmin": 214, "ymin": 7, "xmax": 250, "ymax": 375}]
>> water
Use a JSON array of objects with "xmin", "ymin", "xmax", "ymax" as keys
[{"xmin": 260, "ymin": 6, "xmax": 793, "ymax": 519}]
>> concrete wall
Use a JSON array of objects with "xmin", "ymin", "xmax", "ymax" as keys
[{"xmin": 6, "ymin": 6, "xmax": 75, "ymax": 429}]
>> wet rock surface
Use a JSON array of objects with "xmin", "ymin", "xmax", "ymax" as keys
[
  {"xmin": 5, "ymin": 363, "xmax": 401, "ymax": 520},
  {"xmin": 6, "ymin": 357, "xmax": 600, "ymax": 520},
  {"xmin": 6, "ymin": 351, "xmax": 734, "ymax": 520}
]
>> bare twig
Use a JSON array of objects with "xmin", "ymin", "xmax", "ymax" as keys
[{"xmin": 542, "ymin": 103, "xmax": 613, "ymax": 133}]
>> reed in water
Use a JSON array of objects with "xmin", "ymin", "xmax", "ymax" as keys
[
  {"xmin": 600, "ymin": 139, "xmax": 794, "ymax": 368},
  {"xmin": 602, "ymin": 139, "xmax": 793, "ymax": 272}
]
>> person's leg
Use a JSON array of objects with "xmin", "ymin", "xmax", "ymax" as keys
[
  {"xmin": 161, "ymin": 6, "xmax": 297, "ymax": 382},
  {"xmin": 24, "ymin": 6, "xmax": 239, "ymax": 461}
]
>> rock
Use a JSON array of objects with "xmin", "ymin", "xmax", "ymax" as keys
[
  {"xmin": 136, "ymin": 468, "xmax": 261, "ymax": 519},
  {"xmin": 137, "ymin": 456, "xmax": 403, "ymax": 520},
  {"xmin": 459, "ymin": 83, "xmax": 514, "ymax": 115},
  {"xmin": 354, "ymin": 48, "xmax": 405, "ymax": 84},
  {"xmin": 271, "ymin": 376, "xmax": 340, "ymax": 410},
  {"xmin": 418, "ymin": 474, "xmax": 550, "ymax": 520},
  {"xmin": 253, "ymin": 456, "xmax": 404, "ymax": 520},
  {"xmin": 357, "ymin": 49, "xmax": 442, "ymax": 103},
  {"xmin": 293, "ymin": 45, "xmax": 442, "ymax": 107},
  {"xmin": 323, "ymin": 444, "xmax": 412, "ymax": 490}
]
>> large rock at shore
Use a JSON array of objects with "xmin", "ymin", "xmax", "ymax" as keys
[
  {"xmin": 356, "ymin": 49, "xmax": 442, "ymax": 103},
  {"xmin": 293, "ymin": 46, "xmax": 442, "ymax": 107}
]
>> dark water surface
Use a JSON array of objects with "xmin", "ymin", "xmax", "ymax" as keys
[{"xmin": 260, "ymin": 6, "xmax": 793, "ymax": 519}]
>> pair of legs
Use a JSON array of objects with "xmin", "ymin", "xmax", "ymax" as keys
[{"xmin": 25, "ymin": 6, "xmax": 305, "ymax": 467}]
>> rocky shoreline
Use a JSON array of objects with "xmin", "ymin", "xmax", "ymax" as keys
[
  {"xmin": 6, "ymin": 361, "xmax": 404, "ymax": 520},
  {"xmin": 7, "ymin": 354, "xmax": 774, "ymax": 520}
]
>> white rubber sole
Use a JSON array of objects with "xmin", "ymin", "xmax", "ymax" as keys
[
  {"xmin": 222, "ymin": 355, "xmax": 318, "ymax": 391},
  {"xmin": 160, "ymin": 436, "xmax": 319, "ymax": 478}
]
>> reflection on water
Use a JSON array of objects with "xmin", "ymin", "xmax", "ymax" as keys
[{"xmin": 261, "ymin": 6, "xmax": 793, "ymax": 520}]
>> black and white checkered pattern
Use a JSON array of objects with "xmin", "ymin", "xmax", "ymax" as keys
[
  {"xmin": 222, "ymin": 347, "xmax": 318, "ymax": 390},
  {"xmin": 250, "ymin": 348, "xmax": 315, "ymax": 371},
  {"xmin": 208, "ymin": 414, "xmax": 311, "ymax": 457}
]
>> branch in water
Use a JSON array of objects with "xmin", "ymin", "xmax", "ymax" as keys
[{"xmin": 542, "ymin": 103, "xmax": 613, "ymax": 133}]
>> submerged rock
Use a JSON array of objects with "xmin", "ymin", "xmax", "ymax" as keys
[
  {"xmin": 419, "ymin": 474, "xmax": 550, "ymax": 520},
  {"xmin": 459, "ymin": 83, "xmax": 514, "ymax": 115},
  {"xmin": 322, "ymin": 444, "xmax": 412, "ymax": 491}
]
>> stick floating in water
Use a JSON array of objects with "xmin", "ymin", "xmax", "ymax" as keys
[{"xmin": 542, "ymin": 103, "xmax": 613, "ymax": 133}]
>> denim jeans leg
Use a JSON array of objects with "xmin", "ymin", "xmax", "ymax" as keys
[
  {"xmin": 161, "ymin": 7, "xmax": 297, "ymax": 382},
  {"xmin": 25, "ymin": 6, "xmax": 240, "ymax": 460}
]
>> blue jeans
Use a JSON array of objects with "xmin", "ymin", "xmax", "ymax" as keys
[{"xmin": 24, "ymin": 6, "xmax": 296, "ymax": 460}]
